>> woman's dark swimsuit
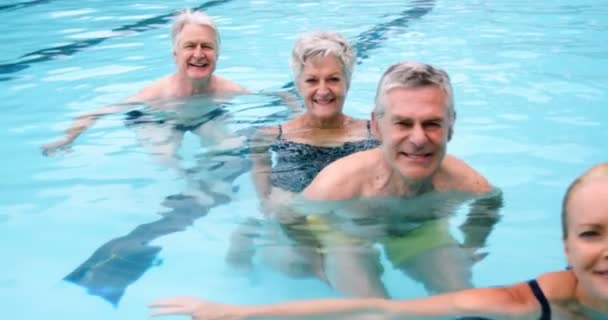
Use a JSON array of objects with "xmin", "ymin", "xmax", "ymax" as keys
[
  {"xmin": 529, "ymin": 279, "xmax": 551, "ymax": 320},
  {"xmin": 269, "ymin": 120, "xmax": 379, "ymax": 193}
]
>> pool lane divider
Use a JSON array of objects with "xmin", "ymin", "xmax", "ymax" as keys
[
  {"xmin": 0, "ymin": 0, "xmax": 53, "ymax": 12},
  {"xmin": 0, "ymin": 0, "xmax": 235, "ymax": 81}
]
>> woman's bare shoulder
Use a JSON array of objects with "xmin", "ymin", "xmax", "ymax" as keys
[{"xmin": 537, "ymin": 270, "xmax": 577, "ymax": 300}]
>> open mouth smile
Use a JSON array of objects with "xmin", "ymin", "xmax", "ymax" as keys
[
  {"xmin": 313, "ymin": 97, "xmax": 336, "ymax": 105},
  {"xmin": 400, "ymin": 152, "xmax": 433, "ymax": 161},
  {"xmin": 189, "ymin": 62, "xmax": 209, "ymax": 68}
]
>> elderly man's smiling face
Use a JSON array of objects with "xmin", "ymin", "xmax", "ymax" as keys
[
  {"xmin": 173, "ymin": 23, "xmax": 218, "ymax": 80},
  {"xmin": 373, "ymin": 85, "xmax": 451, "ymax": 183}
]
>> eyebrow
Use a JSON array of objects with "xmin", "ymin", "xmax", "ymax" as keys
[
  {"xmin": 575, "ymin": 223, "xmax": 602, "ymax": 229},
  {"xmin": 302, "ymin": 73, "xmax": 342, "ymax": 77},
  {"xmin": 183, "ymin": 40, "xmax": 215, "ymax": 45},
  {"xmin": 390, "ymin": 116, "xmax": 445, "ymax": 122}
]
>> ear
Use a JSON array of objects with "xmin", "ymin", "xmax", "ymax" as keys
[
  {"xmin": 448, "ymin": 125, "xmax": 453, "ymax": 141},
  {"xmin": 447, "ymin": 110, "xmax": 456, "ymax": 141},
  {"xmin": 371, "ymin": 112, "xmax": 381, "ymax": 140}
]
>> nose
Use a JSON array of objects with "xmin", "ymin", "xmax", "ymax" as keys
[
  {"xmin": 409, "ymin": 124, "xmax": 429, "ymax": 147},
  {"xmin": 316, "ymin": 81, "xmax": 330, "ymax": 95},
  {"xmin": 602, "ymin": 241, "xmax": 608, "ymax": 259},
  {"xmin": 193, "ymin": 45, "xmax": 204, "ymax": 58}
]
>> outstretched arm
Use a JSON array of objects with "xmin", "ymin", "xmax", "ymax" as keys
[
  {"xmin": 40, "ymin": 85, "xmax": 154, "ymax": 157},
  {"xmin": 41, "ymin": 104, "xmax": 126, "ymax": 156},
  {"xmin": 260, "ymin": 90, "xmax": 303, "ymax": 113},
  {"xmin": 149, "ymin": 282, "xmax": 540, "ymax": 320}
]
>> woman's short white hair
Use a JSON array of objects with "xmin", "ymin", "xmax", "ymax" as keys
[
  {"xmin": 290, "ymin": 31, "xmax": 356, "ymax": 89},
  {"xmin": 171, "ymin": 9, "xmax": 220, "ymax": 51},
  {"xmin": 373, "ymin": 61, "xmax": 456, "ymax": 138}
]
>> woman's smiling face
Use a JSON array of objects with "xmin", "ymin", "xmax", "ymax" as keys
[
  {"xmin": 565, "ymin": 178, "xmax": 608, "ymax": 304},
  {"xmin": 297, "ymin": 55, "xmax": 347, "ymax": 120}
]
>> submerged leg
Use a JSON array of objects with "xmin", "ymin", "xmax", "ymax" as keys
[
  {"xmin": 395, "ymin": 244, "xmax": 473, "ymax": 293},
  {"xmin": 323, "ymin": 245, "xmax": 389, "ymax": 298}
]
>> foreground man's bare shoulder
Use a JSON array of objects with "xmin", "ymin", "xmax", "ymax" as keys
[
  {"xmin": 442, "ymin": 155, "xmax": 493, "ymax": 194},
  {"xmin": 304, "ymin": 150, "xmax": 373, "ymax": 201}
]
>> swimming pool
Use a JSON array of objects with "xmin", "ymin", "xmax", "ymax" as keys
[{"xmin": 1, "ymin": 0, "xmax": 607, "ymax": 319}]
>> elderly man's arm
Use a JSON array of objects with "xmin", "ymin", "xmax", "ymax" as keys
[
  {"xmin": 460, "ymin": 190, "xmax": 503, "ymax": 250},
  {"xmin": 40, "ymin": 77, "xmax": 164, "ymax": 156},
  {"xmin": 41, "ymin": 103, "xmax": 133, "ymax": 156},
  {"xmin": 445, "ymin": 156, "xmax": 502, "ymax": 251}
]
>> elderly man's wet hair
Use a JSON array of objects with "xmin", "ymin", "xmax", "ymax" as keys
[
  {"xmin": 172, "ymin": 9, "xmax": 220, "ymax": 52},
  {"xmin": 373, "ymin": 61, "xmax": 456, "ymax": 139},
  {"xmin": 290, "ymin": 31, "xmax": 356, "ymax": 89},
  {"xmin": 561, "ymin": 163, "xmax": 608, "ymax": 238}
]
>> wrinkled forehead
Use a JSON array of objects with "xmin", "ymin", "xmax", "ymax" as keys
[
  {"xmin": 301, "ymin": 54, "xmax": 343, "ymax": 72},
  {"xmin": 176, "ymin": 23, "xmax": 218, "ymax": 44},
  {"xmin": 383, "ymin": 85, "xmax": 449, "ymax": 117}
]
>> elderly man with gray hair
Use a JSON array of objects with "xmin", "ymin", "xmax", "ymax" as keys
[
  {"xmin": 295, "ymin": 61, "xmax": 502, "ymax": 298},
  {"xmin": 42, "ymin": 8, "xmax": 248, "ymax": 156},
  {"xmin": 306, "ymin": 61, "xmax": 478, "ymax": 199}
]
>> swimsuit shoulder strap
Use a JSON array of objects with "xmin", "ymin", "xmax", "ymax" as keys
[
  {"xmin": 528, "ymin": 279, "xmax": 551, "ymax": 320},
  {"xmin": 366, "ymin": 120, "xmax": 372, "ymax": 138},
  {"xmin": 277, "ymin": 124, "xmax": 283, "ymax": 140}
]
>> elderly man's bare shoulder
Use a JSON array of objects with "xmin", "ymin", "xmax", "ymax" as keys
[
  {"xmin": 127, "ymin": 76, "xmax": 174, "ymax": 102},
  {"xmin": 304, "ymin": 149, "xmax": 379, "ymax": 201},
  {"xmin": 436, "ymin": 155, "xmax": 493, "ymax": 194},
  {"xmin": 213, "ymin": 75, "xmax": 249, "ymax": 94}
]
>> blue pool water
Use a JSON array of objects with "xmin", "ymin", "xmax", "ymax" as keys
[{"xmin": 1, "ymin": 0, "xmax": 607, "ymax": 319}]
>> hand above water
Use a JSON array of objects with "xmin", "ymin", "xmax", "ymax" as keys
[{"xmin": 149, "ymin": 297, "xmax": 250, "ymax": 320}]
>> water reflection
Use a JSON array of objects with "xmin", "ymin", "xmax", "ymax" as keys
[
  {"xmin": 227, "ymin": 190, "xmax": 503, "ymax": 298},
  {"xmin": 63, "ymin": 94, "xmax": 289, "ymax": 305}
]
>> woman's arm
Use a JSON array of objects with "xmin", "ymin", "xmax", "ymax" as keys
[
  {"xmin": 149, "ymin": 283, "xmax": 540, "ymax": 320},
  {"xmin": 250, "ymin": 127, "xmax": 278, "ymax": 216}
]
